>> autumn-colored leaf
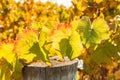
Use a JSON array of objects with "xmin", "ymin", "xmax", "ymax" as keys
[
  {"xmin": 14, "ymin": 29, "xmax": 38, "ymax": 56},
  {"xmin": 69, "ymin": 31, "xmax": 83, "ymax": 59},
  {"xmin": 0, "ymin": 40, "xmax": 15, "ymax": 64}
]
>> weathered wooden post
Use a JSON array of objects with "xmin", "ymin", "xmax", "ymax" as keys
[{"xmin": 22, "ymin": 57, "xmax": 78, "ymax": 80}]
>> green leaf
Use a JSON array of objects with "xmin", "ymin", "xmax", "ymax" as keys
[
  {"xmin": 90, "ymin": 41, "xmax": 119, "ymax": 64},
  {"xmin": 12, "ymin": 58, "xmax": 23, "ymax": 80},
  {"xmin": 59, "ymin": 38, "xmax": 72, "ymax": 58},
  {"xmin": 76, "ymin": 17, "xmax": 109, "ymax": 48},
  {"xmin": 40, "ymin": 47, "xmax": 51, "ymax": 66},
  {"xmin": 30, "ymin": 43, "xmax": 50, "ymax": 65}
]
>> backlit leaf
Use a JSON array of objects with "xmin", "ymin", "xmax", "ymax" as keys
[
  {"xmin": 20, "ymin": 53, "xmax": 36, "ymax": 63},
  {"xmin": 0, "ymin": 40, "xmax": 15, "ymax": 64},
  {"xmin": 76, "ymin": 17, "xmax": 109, "ymax": 48},
  {"xmin": 14, "ymin": 29, "xmax": 38, "ymax": 56},
  {"xmin": 69, "ymin": 31, "xmax": 83, "ymax": 59},
  {"xmin": 50, "ymin": 23, "xmax": 72, "ymax": 58},
  {"xmin": 39, "ymin": 27, "xmax": 50, "ymax": 47}
]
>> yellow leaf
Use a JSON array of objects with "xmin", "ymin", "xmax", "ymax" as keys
[
  {"xmin": 94, "ymin": 0, "xmax": 103, "ymax": 4},
  {"xmin": 6, "ymin": 53, "xmax": 15, "ymax": 64},
  {"xmin": 77, "ymin": 0, "xmax": 87, "ymax": 11},
  {"xmin": 20, "ymin": 53, "xmax": 36, "ymax": 63},
  {"xmin": 70, "ymin": 31, "xmax": 83, "ymax": 59},
  {"xmin": 0, "ymin": 40, "xmax": 15, "ymax": 64}
]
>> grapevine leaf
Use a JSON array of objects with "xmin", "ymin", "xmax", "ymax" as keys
[
  {"xmin": 69, "ymin": 31, "xmax": 83, "ymax": 59},
  {"xmin": 0, "ymin": 40, "xmax": 15, "ymax": 64},
  {"xmin": 91, "ymin": 41, "xmax": 119, "ymax": 64},
  {"xmin": 76, "ymin": 17, "xmax": 109, "ymax": 48},
  {"xmin": 14, "ymin": 29, "xmax": 39, "ymax": 64},
  {"xmin": 58, "ymin": 31, "xmax": 83, "ymax": 59},
  {"xmin": 50, "ymin": 29, "xmax": 65, "ymax": 50},
  {"xmin": 92, "ymin": 18, "xmax": 109, "ymax": 40},
  {"xmin": 14, "ymin": 29, "xmax": 38, "ymax": 56},
  {"xmin": 37, "ymin": 27, "xmax": 51, "ymax": 66},
  {"xmin": 59, "ymin": 38, "xmax": 72, "ymax": 58},
  {"xmin": 50, "ymin": 23, "xmax": 72, "ymax": 46},
  {"xmin": 40, "ymin": 47, "xmax": 51, "ymax": 66},
  {"xmin": 50, "ymin": 23, "xmax": 72, "ymax": 59},
  {"xmin": 20, "ymin": 53, "xmax": 36, "ymax": 63},
  {"xmin": 30, "ymin": 43, "xmax": 51, "ymax": 66},
  {"xmin": 39, "ymin": 27, "xmax": 50, "ymax": 47}
]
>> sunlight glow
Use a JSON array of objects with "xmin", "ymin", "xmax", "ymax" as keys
[{"xmin": 15, "ymin": 0, "xmax": 72, "ymax": 8}]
